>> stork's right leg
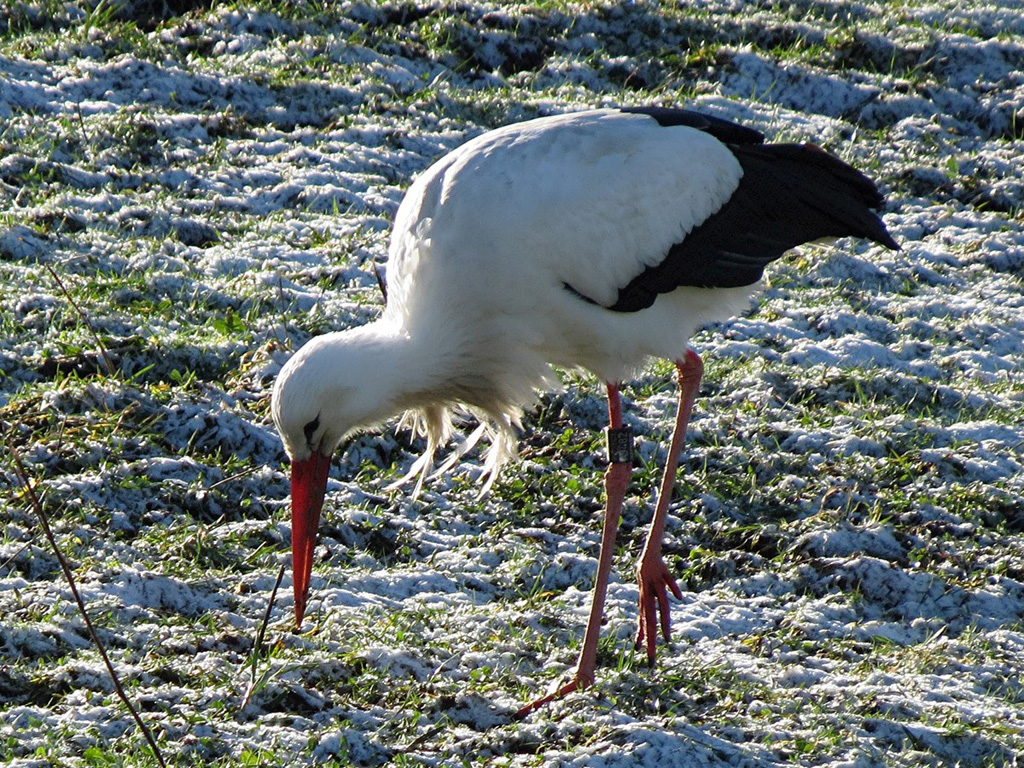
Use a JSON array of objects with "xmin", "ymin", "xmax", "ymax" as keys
[{"xmin": 515, "ymin": 382, "xmax": 632, "ymax": 718}]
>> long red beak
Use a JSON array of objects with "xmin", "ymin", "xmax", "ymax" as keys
[{"xmin": 290, "ymin": 450, "xmax": 332, "ymax": 627}]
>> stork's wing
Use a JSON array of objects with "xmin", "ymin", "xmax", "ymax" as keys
[
  {"xmin": 608, "ymin": 139, "xmax": 899, "ymax": 311},
  {"xmin": 405, "ymin": 109, "xmax": 744, "ymax": 308},
  {"xmin": 391, "ymin": 108, "xmax": 895, "ymax": 317}
]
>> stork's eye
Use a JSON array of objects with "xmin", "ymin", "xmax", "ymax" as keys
[{"xmin": 303, "ymin": 415, "xmax": 321, "ymax": 444}]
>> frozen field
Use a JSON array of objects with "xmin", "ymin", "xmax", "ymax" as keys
[{"xmin": 1, "ymin": 1, "xmax": 1022, "ymax": 766}]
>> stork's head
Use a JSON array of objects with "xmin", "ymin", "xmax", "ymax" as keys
[
  {"xmin": 272, "ymin": 335, "xmax": 352, "ymax": 465},
  {"xmin": 271, "ymin": 327, "xmax": 401, "ymax": 626}
]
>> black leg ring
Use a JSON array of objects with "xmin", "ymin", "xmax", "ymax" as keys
[{"xmin": 605, "ymin": 426, "xmax": 634, "ymax": 464}]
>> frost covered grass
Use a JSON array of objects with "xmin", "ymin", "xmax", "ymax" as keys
[{"xmin": 1, "ymin": 1, "xmax": 1023, "ymax": 766}]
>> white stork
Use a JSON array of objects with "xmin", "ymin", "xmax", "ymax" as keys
[{"xmin": 271, "ymin": 106, "xmax": 898, "ymax": 715}]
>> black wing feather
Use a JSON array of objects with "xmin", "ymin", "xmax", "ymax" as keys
[
  {"xmin": 619, "ymin": 106, "xmax": 766, "ymax": 145},
  {"xmin": 606, "ymin": 111, "xmax": 899, "ymax": 313}
]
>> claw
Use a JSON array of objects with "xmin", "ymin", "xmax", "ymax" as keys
[
  {"xmin": 635, "ymin": 553, "xmax": 683, "ymax": 662},
  {"xmin": 515, "ymin": 668, "xmax": 596, "ymax": 719}
]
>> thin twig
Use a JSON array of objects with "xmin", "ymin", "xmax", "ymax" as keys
[
  {"xmin": 74, "ymin": 102, "xmax": 92, "ymax": 163},
  {"xmin": 208, "ymin": 464, "xmax": 260, "ymax": 491},
  {"xmin": 0, "ymin": 540, "xmax": 31, "ymax": 574},
  {"xmin": 397, "ymin": 723, "xmax": 448, "ymax": 754},
  {"xmin": 43, "ymin": 262, "xmax": 116, "ymax": 376},
  {"xmin": 5, "ymin": 433, "xmax": 166, "ymax": 768},
  {"xmin": 240, "ymin": 561, "xmax": 287, "ymax": 710}
]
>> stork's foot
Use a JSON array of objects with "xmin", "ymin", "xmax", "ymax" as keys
[
  {"xmin": 515, "ymin": 668, "xmax": 595, "ymax": 719},
  {"xmin": 635, "ymin": 552, "xmax": 683, "ymax": 662}
]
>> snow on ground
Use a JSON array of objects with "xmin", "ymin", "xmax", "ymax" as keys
[{"xmin": 1, "ymin": 1, "xmax": 1023, "ymax": 766}]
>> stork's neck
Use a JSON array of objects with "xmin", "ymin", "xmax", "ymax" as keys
[
  {"xmin": 322, "ymin": 320, "xmax": 432, "ymax": 421},
  {"xmin": 322, "ymin": 315, "xmax": 490, "ymax": 422},
  {"xmin": 307, "ymin": 307, "xmax": 540, "ymax": 446}
]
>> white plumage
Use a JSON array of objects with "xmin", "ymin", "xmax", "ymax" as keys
[
  {"xmin": 271, "ymin": 106, "xmax": 896, "ymax": 716},
  {"xmin": 275, "ymin": 110, "xmax": 753, "ymax": 480}
]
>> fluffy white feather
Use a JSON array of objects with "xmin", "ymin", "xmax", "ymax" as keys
[{"xmin": 274, "ymin": 109, "xmax": 757, "ymax": 486}]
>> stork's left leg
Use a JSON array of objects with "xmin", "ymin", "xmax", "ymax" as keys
[
  {"xmin": 635, "ymin": 348, "xmax": 703, "ymax": 660},
  {"xmin": 515, "ymin": 382, "xmax": 632, "ymax": 719}
]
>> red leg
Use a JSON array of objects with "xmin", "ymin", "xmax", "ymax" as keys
[
  {"xmin": 516, "ymin": 382, "xmax": 632, "ymax": 718},
  {"xmin": 635, "ymin": 349, "xmax": 703, "ymax": 661}
]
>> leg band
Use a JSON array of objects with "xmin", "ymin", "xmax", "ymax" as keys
[{"xmin": 605, "ymin": 426, "xmax": 634, "ymax": 464}]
